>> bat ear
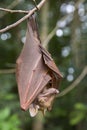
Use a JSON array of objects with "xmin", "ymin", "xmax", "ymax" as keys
[{"xmin": 29, "ymin": 104, "xmax": 40, "ymax": 117}]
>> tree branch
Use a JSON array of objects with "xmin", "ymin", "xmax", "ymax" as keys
[
  {"xmin": 0, "ymin": 7, "xmax": 29, "ymax": 14},
  {"xmin": 0, "ymin": 0, "xmax": 23, "ymax": 18},
  {"xmin": 0, "ymin": 66, "xmax": 87, "ymax": 98},
  {"xmin": 0, "ymin": 69, "xmax": 15, "ymax": 74},
  {"xmin": 58, "ymin": 66, "xmax": 87, "ymax": 98},
  {"xmin": 0, "ymin": 0, "xmax": 47, "ymax": 33}
]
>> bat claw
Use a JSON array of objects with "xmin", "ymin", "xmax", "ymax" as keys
[
  {"xmin": 33, "ymin": 0, "xmax": 39, "ymax": 11},
  {"xmin": 42, "ymin": 108, "xmax": 47, "ymax": 116}
]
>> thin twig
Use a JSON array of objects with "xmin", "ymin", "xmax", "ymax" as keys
[
  {"xmin": 0, "ymin": 7, "xmax": 29, "ymax": 14},
  {"xmin": 0, "ymin": 0, "xmax": 47, "ymax": 33},
  {"xmin": 43, "ymin": 0, "xmax": 85, "ymax": 46},
  {"xmin": 0, "ymin": 0, "xmax": 23, "ymax": 18},
  {"xmin": 43, "ymin": 14, "xmax": 70, "ymax": 46},
  {"xmin": 43, "ymin": 25, "xmax": 57, "ymax": 47},
  {"xmin": 57, "ymin": 66, "xmax": 87, "ymax": 98},
  {"xmin": 0, "ymin": 69, "xmax": 15, "ymax": 74}
]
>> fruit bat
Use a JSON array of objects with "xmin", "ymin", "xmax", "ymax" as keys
[{"xmin": 16, "ymin": 15, "xmax": 63, "ymax": 117}]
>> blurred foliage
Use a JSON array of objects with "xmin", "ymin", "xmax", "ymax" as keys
[
  {"xmin": 70, "ymin": 103, "xmax": 87, "ymax": 125},
  {"xmin": 0, "ymin": 107, "xmax": 21, "ymax": 130},
  {"xmin": 0, "ymin": 0, "xmax": 87, "ymax": 130}
]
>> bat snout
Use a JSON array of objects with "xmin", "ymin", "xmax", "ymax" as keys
[
  {"xmin": 50, "ymin": 88, "xmax": 59, "ymax": 95},
  {"xmin": 55, "ymin": 89, "xmax": 59, "ymax": 94}
]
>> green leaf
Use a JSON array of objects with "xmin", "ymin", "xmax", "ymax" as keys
[
  {"xmin": 0, "ymin": 108, "xmax": 10, "ymax": 120},
  {"xmin": 75, "ymin": 103, "xmax": 87, "ymax": 111},
  {"xmin": 70, "ymin": 111, "xmax": 85, "ymax": 125}
]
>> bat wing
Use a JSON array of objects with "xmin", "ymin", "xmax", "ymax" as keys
[
  {"xmin": 16, "ymin": 16, "xmax": 51, "ymax": 111},
  {"xmin": 39, "ymin": 44, "xmax": 63, "ymax": 78},
  {"xmin": 39, "ymin": 44, "xmax": 63, "ymax": 88}
]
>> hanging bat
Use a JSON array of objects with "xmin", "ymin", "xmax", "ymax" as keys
[{"xmin": 16, "ymin": 15, "xmax": 63, "ymax": 117}]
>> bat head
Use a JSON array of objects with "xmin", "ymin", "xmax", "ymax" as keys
[{"xmin": 29, "ymin": 87, "xmax": 59, "ymax": 117}]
